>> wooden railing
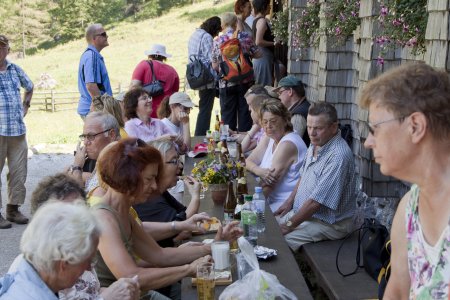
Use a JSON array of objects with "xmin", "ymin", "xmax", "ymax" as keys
[{"xmin": 28, "ymin": 85, "xmax": 124, "ymax": 112}]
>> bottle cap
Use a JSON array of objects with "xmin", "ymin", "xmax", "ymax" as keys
[
  {"xmin": 255, "ymin": 186, "xmax": 263, "ymax": 193},
  {"xmin": 244, "ymin": 194, "xmax": 253, "ymax": 202}
]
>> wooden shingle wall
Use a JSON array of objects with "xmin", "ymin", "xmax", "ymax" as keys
[{"xmin": 287, "ymin": 0, "xmax": 449, "ymax": 199}]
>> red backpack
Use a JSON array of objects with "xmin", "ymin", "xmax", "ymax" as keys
[{"xmin": 219, "ymin": 31, "xmax": 253, "ymax": 83}]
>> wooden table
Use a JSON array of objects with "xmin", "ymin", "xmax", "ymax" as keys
[{"xmin": 180, "ymin": 139, "xmax": 313, "ymax": 299}]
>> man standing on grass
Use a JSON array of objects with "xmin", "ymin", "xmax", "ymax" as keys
[
  {"xmin": 77, "ymin": 24, "xmax": 112, "ymax": 119},
  {"xmin": 0, "ymin": 35, "xmax": 34, "ymax": 229}
]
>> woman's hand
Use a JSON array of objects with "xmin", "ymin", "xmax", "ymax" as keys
[
  {"xmin": 100, "ymin": 275, "xmax": 140, "ymax": 300},
  {"xmin": 258, "ymin": 167, "xmax": 278, "ymax": 186},
  {"xmin": 178, "ymin": 111, "xmax": 190, "ymax": 124},
  {"xmin": 180, "ymin": 212, "xmax": 211, "ymax": 232},
  {"xmin": 215, "ymin": 220, "xmax": 243, "ymax": 242},
  {"xmin": 184, "ymin": 175, "xmax": 201, "ymax": 198}
]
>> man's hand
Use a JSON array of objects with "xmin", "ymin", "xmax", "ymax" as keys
[
  {"xmin": 273, "ymin": 200, "xmax": 293, "ymax": 217},
  {"xmin": 280, "ymin": 223, "xmax": 294, "ymax": 235},
  {"xmin": 73, "ymin": 141, "xmax": 87, "ymax": 168}
]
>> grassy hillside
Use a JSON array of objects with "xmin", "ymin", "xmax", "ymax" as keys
[{"xmin": 15, "ymin": 0, "xmax": 234, "ymax": 148}]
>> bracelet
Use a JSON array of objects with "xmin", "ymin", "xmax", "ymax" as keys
[
  {"xmin": 171, "ymin": 221, "xmax": 176, "ymax": 231},
  {"xmin": 246, "ymin": 133, "xmax": 254, "ymax": 139},
  {"xmin": 70, "ymin": 165, "xmax": 82, "ymax": 174}
]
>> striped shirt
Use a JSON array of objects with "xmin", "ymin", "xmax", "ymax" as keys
[
  {"xmin": 293, "ymin": 131, "xmax": 355, "ymax": 224},
  {"xmin": 0, "ymin": 61, "xmax": 33, "ymax": 136}
]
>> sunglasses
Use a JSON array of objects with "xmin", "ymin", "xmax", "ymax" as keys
[{"xmin": 95, "ymin": 32, "xmax": 108, "ymax": 38}]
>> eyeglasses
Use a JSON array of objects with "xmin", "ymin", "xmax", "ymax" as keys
[
  {"xmin": 165, "ymin": 157, "xmax": 180, "ymax": 165},
  {"xmin": 79, "ymin": 128, "xmax": 111, "ymax": 142},
  {"xmin": 95, "ymin": 32, "xmax": 108, "ymax": 38},
  {"xmin": 368, "ymin": 117, "xmax": 405, "ymax": 135},
  {"xmin": 138, "ymin": 95, "xmax": 152, "ymax": 102},
  {"xmin": 277, "ymin": 88, "xmax": 290, "ymax": 96}
]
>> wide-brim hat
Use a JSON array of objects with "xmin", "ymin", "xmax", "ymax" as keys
[
  {"xmin": 169, "ymin": 92, "xmax": 198, "ymax": 108},
  {"xmin": 144, "ymin": 44, "xmax": 172, "ymax": 58}
]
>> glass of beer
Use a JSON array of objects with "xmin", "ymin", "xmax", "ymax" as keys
[{"xmin": 197, "ymin": 262, "xmax": 215, "ymax": 300}]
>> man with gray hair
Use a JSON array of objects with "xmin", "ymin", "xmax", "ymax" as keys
[
  {"xmin": 68, "ymin": 111, "xmax": 120, "ymax": 192},
  {"xmin": 77, "ymin": 24, "xmax": 112, "ymax": 119},
  {"xmin": 275, "ymin": 102, "xmax": 355, "ymax": 251}
]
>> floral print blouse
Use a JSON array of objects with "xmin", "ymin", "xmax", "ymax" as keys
[{"xmin": 406, "ymin": 184, "xmax": 450, "ymax": 299}]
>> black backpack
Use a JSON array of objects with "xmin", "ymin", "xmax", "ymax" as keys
[{"xmin": 186, "ymin": 33, "xmax": 214, "ymax": 89}]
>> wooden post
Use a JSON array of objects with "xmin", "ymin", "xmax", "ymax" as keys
[{"xmin": 51, "ymin": 90, "xmax": 55, "ymax": 113}]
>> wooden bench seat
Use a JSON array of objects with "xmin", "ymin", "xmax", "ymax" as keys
[{"xmin": 299, "ymin": 234, "xmax": 379, "ymax": 300}]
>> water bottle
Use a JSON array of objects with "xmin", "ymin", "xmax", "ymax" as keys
[
  {"xmin": 252, "ymin": 187, "xmax": 266, "ymax": 233},
  {"xmin": 241, "ymin": 194, "xmax": 257, "ymax": 246}
]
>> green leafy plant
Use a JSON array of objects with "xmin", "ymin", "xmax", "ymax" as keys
[
  {"xmin": 375, "ymin": 0, "xmax": 427, "ymax": 65},
  {"xmin": 272, "ymin": 8, "xmax": 289, "ymax": 45},
  {"xmin": 291, "ymin": 0, "xmax": 321, "ymax": 51},
  {"xmin": 323, "ymin": 0, "xmax": 360, "ymax": 46}
]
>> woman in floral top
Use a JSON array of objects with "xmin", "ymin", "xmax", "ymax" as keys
[{"xmin": 361, "ymin": 63, "xmax": 450, "ymax": 299}]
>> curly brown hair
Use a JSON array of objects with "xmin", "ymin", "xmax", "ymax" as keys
[{"xmin": 123, "ymin": 88, "xmax": 150, "ymax": 120}]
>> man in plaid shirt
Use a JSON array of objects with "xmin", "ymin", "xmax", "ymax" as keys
[{"xmin": 0, "ymin": 35, "xmax": 33, "ymax": 229}]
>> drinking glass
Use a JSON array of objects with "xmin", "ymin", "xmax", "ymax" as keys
[
  {"xmin": 211, "ymin": 241, "xmax": 230, "ymax": 271},
  {"xmin": 196, "ymin": 262, "xmax": 215, "ymax": 300}
]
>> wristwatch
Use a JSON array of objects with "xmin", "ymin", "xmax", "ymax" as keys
[
  {"xmin": 70, "ymin": 165, "xmax": 82, "ymax": 174},
  {"xmin": 286, "ymin": 220, "xmax": 293, "ymax": 228}
]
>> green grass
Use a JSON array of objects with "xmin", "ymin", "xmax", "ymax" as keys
[{"xmin": 18, "ymin": 0, "xmax": 234, "ymax": 150}]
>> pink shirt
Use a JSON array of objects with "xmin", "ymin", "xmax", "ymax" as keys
[
  {"xmin": 131, "ymin": 60, "xmax": 180, "ymax": 118},
  {"xmin": 125, "ymin": 118, "xmax": 173, "ymax": 142}
]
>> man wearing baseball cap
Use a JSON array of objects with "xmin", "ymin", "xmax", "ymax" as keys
[
  {"xmin": 130, "ymin": 44, "xmax": 180, "ymax": 118},
  {"xmin": 274, "ymin": 75, "xmax": 311, "ymax": 146},
  {"xmin": 0, "ymin": 35, "xmax": 34, "ymax": 229}
]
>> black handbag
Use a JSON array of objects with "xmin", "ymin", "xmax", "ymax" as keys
[
  {"xmin": 336, "ymin": 218, "xmax": 390, "ymax": 280},
  {"xmin": 142, "ymin": 60, "xmax": 164, "ymax": 97}
]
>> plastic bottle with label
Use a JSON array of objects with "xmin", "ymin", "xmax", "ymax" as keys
[
  {"xmin": 241, "ymin": 194, "xmax": 257, "ymax": 246},
  {"xmin": 252, "ymin": 186, "xmax": 266, "ymax": 233}
]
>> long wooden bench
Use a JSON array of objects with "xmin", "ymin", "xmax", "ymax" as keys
[{"xmin": 299, "ymin": 233, "xmax": 379, "ymax": 300}]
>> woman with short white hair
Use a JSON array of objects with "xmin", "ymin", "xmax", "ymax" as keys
[{"xmin": 0, "ymin": 201, "xmax": 100, "ymax": 299}]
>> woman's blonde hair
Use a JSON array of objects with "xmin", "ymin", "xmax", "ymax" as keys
[
  {"xmin": 220, "ymin": 12, "xmax": 238, "ymax": 29},
  {"xmin": 92, "ymin": 94, "xmax": 125, "ymax": 128}
]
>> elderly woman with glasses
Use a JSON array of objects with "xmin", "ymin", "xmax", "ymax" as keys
[
  {"xmin": 0, "ymin": 201, "xmax": 138, "ymax": 300},
  {"xmin": 91, "ymin": 138, "xmax": 241, "ymax": 299},
  {"xmin": 245, "ymin": 99, "xmax": 307, "ymax": 212},
  {"xmin": 123, "ymin": 88, "xmax": 187, "ymax": 153},
  {"xmin": 361, "ymin": 63, "xmax": 450, "ymax": 300}
]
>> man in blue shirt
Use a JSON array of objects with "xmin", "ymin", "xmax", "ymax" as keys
[
  {"xmin": 0, "ymin": 35, "xmax": 34, "ymax": 229},
  {"xmin": 275, "ymin": 102, "xmax": 356, "ymax": 251},
  {"xmin": 77, "ymin": 24, "xmax": 112, "ymax": 119}
]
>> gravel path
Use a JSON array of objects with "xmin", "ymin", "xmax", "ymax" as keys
[{"xmin": 0, "ymin": 151, "xmax": 73, "ymax": 276}]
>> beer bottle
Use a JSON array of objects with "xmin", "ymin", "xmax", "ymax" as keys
[
  {"xmin": 220, "ymin": 137, "xmax": 229, "ymax": 164},
  {"xmin": 236, "ymin": 142, "xmax": 246, "ymax": 166},
  {"xmin": 224, "ymin": 181, "xmax": 237, "ymax": 221},
  {"xmin": 214, "ymin": 110, "xmax": 220, "ymax": 132},
  {"xmin": 236, "ymin": 167, "xmax": 248, "ymax": 210}
]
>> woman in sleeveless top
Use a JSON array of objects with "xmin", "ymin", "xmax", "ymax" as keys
[
  {"xmin": 245, "ymin": 99, "xmax": 307, "ymax": 212},
  {"xmin": 252, "ymin": 0, "xmax": 277, "ymax": 86},
  {"xmin": 91, "ymin": 138, "xmax": 242, "ymax": 298},
  {"xmin": 361, "ymin": 63, "xmax": 450, "ymax": 299}
]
